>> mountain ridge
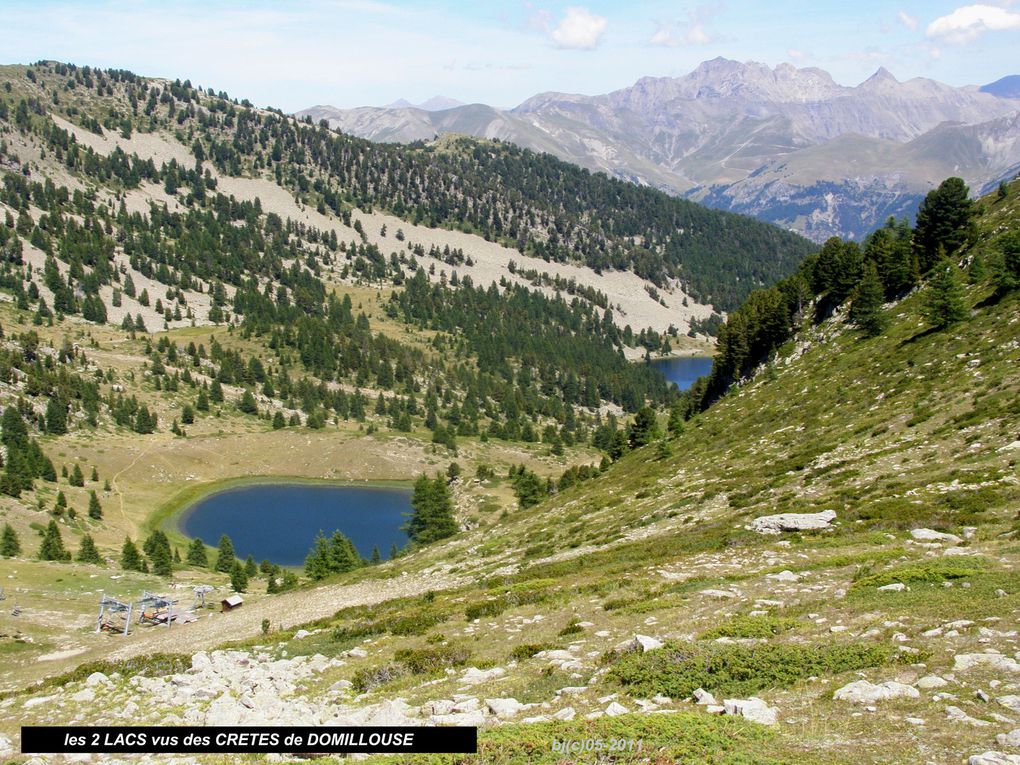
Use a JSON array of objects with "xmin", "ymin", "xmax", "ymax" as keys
[{"xmin": 300, "ymin": 58, "xmax": 1020, "ymax": 242}]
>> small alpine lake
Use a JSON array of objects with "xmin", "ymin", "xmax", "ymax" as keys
[
  {"xmin": 651, "ymin": 355, "xmax": 714, "ymax": 391},
  {"xmin": 178, "ymin": 481, "xmax": 412, "ymax": 566}
]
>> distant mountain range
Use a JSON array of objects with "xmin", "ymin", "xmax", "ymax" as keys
[{"xmin": 298, "ymin": 58, "xmax": 1020, "ymax": 242}]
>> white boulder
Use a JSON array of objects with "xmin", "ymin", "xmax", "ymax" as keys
[
  {"xmin": 833, "ymin": 680, "xmax": 919, "ymax": 704},
  {"xmin": 723, "ymin": 697, "xmax": 778, "ymax": 725},
  {"xmin": 749, "ymin": 510, "xmax": 836, "ymax": 534},
  {"xmin": 910, "ymin": 528, "xmax": 963, "ymax": 545}
]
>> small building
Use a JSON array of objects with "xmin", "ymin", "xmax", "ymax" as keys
[{"xmin": 220, "ymin": 595, "xmax": 244, "ymax": 612}]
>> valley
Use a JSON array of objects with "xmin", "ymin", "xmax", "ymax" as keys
[{"xmin": 0, "ymin": 58, "xmax": 1018, "ymax": 765}]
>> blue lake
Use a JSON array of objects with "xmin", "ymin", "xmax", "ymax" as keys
[
  {"xmin": 179, "ymin": 483, "xmax": 411, "ymax": 566},
  {"xmin": 651, "ymin": 356, "xmax": 714, "ymax": 391}
]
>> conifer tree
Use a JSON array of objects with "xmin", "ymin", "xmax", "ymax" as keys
[
  {"xmin": 230, "ymin": 560, "xmax": 248, "ymax": 592},
  {"xmin": 45, "ymin": 396, "xmax": 68, "ymax": 435},
  {"xmin": 120, "ymin": 537, "xmax": 144, "ymax": 571},
  {"xmin": 215, "ymin": 534, "xmax": 236, "ymax": 572},
  {"xmin": 76, "ymin": 534, "xmax": 103, "ymax": 564},
  {"xmin": 69, "ymin": 463, "xmax": 85, "ymax": 487},
  {"xmin": 150, "ymin": 543, "xmax": 173, "ymax": 577},
  {"xmin": 923, "ymin": 257, "xmax": 969, "ymax": 329},
  {"xmin": 244, "ymin": 554, "xmax": 258, "ymax": 578},
  {"xmin": 370, "ymin": 545, "xmax": 381, "ymax": 564},
  {"xmin": 38, "ymin": 520, "xmax": 71, "ymax": 561},
  {"xmin": 849, "ymin": 262, "xmax": 887, "ymax": 337},
  {"xmin": 186, "ymin": 537, "xmax": 208, "ymax": 567},
  {"xmin": 913, "ymin": 177, "xmax": 977, "ymax": 273},
  {"xmin": 87, "ymin": 490, "xmax": 103, "ymax": 520},
  {"xmin": 405, "ymin": 473, "xmax": 458, "ymax": 543},
  {"xmin": 628, "ymin": 406, "xmax": 659, "ymax": 449},
  {"xmin": 1, "ymin": 522, "xmax": 21, "ymax": 557}
]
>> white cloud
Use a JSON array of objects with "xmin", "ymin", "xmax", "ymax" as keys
[
  {"xmin": 926, "ymin": 3, "xmax": 1020, "ymax": 44},
  {"xmin": 786, "ymin": 48, "xmax": 807, "ymax": 60},
  {"xmin": 648, "ymin": 6, "xmax": 717, "ymax": 47},
  {"xmin": 550, "ymin": 6, "xmax": 607, "ymax": 50},
  {"xmin": 896, "ymin": 10, "xmax": 919, "ymax": 30}
]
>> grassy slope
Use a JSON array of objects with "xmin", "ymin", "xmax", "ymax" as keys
[{"xmin": 7, "ymin": 185, "xmax": 1012, "ymax": 763}]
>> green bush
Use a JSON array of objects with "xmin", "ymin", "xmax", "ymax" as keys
[
  {"xmin": 699, "ymin": 615, "xmax": 799, "ymax": 640},
  {"xmin": 850, "ymin": 559, "xmax": 988, "ymax": 591},
  {"xmin": 393, "ymin": 644, "xmax": 472, "ymax": 675},
  {"xmin": 609, "ymin": 641, "xmax": 898, "ymax": 699},
  {"xmin": 509, "ymin": 643, "xmax": 552, "ymax": 662}
]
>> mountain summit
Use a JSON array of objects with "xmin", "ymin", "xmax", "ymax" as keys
[{"xmin": 299, "ymin": 58, "xmax": 1020, "ymax": 242}]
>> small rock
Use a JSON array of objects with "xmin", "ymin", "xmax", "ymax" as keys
[
  {"xmin": 910, "ymin": 528, "xmax": 963, "ymax": 545},
  {"xmin": 996, "ymin": 729, "xmax": 1020, "ymax": 748},
  {"xmin": 633, "ymin": 635, "xmax": 663, "ymax": 652},
  {"xmin": 967, "ymin": 753, "xmax": 1020, "ymax": 765},
  {"xmin": 86, "ymin": 672, "xmax": 112, "ymax": 688},
  {"xmin": 485, "ymin": 698, "xmax": 525, "ymax": 720},
  {"xmin": 553, "ymin": 707, "xmax": 576, "ymax": 721},
  {"xmin": 997, "ymin": 696, "xmax": 1020, "ymax": 713},
  {"xmin": 905, "ymin": 717, "xmax": 925, "ymax": 726},
  {"xmin": 723, "ymin": 697, "xmax": 778, "ymax": 726},
  {"xmin": 916, "ymin": 675, "xmax": 948, "ymax": 689},
  {"xmin": 293, "ymin": 630, "xmax": 311, "ymax": 640},
  {"xmin": 954, "ymin": 654, "xmax": 1020, "ymax": 673},
  {"xmin": 605, "ymin": 702, "xmax": 629, "ymax": 717},
  {"xmin": 833, "ymin": 680, "xmax": 919, "ymax": 704},
  {"xmin": 749, "ymin": 510, "xmax": 836, "ymax": 534},
  {"xmin": 877, "ymin": 583, "xmax": 908, "ymax": 592},
  {"xmin": 947, "ymin": 706, "xmax": 992, "ymax": 727},
  {"xmin": 693, "ymin": 688, "xmax": 717, "ymax": 706},
  {"xmin": 977, "ymin": 690, "xmax": 991, "ymax": 703}
]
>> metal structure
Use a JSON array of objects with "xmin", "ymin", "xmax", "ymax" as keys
[
  {"xmin": 95, "ymin": 593, "xmax": 132, "ymax": 635},
  {"xmin": 136, "ymin": 591, "xmax": 176, "ymax": 628},
  {"xmin": 192, "ymin": 585, "xmax": 214, "ymax": 610}
]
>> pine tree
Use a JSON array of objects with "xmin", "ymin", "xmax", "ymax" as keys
[
  {"xmin": 913, "ymin": 177, "xmax": 978, "ymax": 273},
  {"xmin": 849, "ymin": 262, "xmax": 887, "ymax": 337},
  {"xmin": 272, "ymin": 411, "xmax": 285, "ymax": 429},
  {"xmin": 230, "ymin": 561, "xmax": 248, "ymax": 592},
  {"xmin": 90, "ymin": 466, "xmax": 98, "ymax": 482},
  {"xmin": 45, "ymin": 396, "xmax": 68, "ymax": 434},
  {"xmin": 304, "ymin": 531, "xmax": 332, "ymax": 579},
  {"xmin": 406, "ymin": 474, "xmax": 458, "ymax": 543},
  {"xmin": 76, "ymin": 534, "xmax": 103, "ymax": 564},
  {"xmin": 244, "ymin": 554, "xmax": 258, "ymax": 578},
  {"xmin": 210, "ymin": 379, "xmax": 224, "ymax": 404},
  {"xmin": 181, "ymin": 404, "xmax": 195, "ymax": 424},
  {"xmin": 628, "ymin": 407, "xmax": 659, "ymax": 449},
  {"xmin": 238, "ymin": 389, "xmax": 258, "ymax": 414},
  {"xmin": 995, "ymin": 231, "xmax": 1020, "ymax": 293},
  {"xmin": 1, "ymin": 522, "xmax": 21, "ymax": 557},
  {"xmin": 150, "ymin": 543, "xmax": 173, "ymax": 577},
  {"xmin": 69, "ymin": 463, "xmax": 85, "ymax": 487},
  {"xmin": 215, "ymin": 534, "xmax": 236, "ymax": 573},
  {"xmin": 186, "ymin": 537, "xmax": 208, "ymax": 567},
  {"xmin": 38, "ymin": 520, "xmax": 70, "ymax": 561},
  {"xmin": 87, "ymin": 490, "xmax": 103, "ymax": 520},
  {"xmin": 390, "ymin": 543, "xmax": 399, "ymax": 559},
  {"xmin": 370, "ymin": 545, "xmax": 381, "ymax": 564},
  {"xmin": 120, "ymin": 537, "xmax": 144, "ymax": 571},
  {"xmin": 923, "ymin": 257, "xmax": 969, "ymax": 330}
]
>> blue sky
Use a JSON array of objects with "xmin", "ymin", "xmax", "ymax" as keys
[{"xmin": 1, "ymin": 1, "xmax": 1017, "ymax": 111}]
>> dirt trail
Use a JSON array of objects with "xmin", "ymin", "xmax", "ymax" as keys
[{"xmin": 107, "ymin": 569, "xmax": 466, "ymax": 659}]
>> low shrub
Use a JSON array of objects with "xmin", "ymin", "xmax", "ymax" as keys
[
  {"xmin": 699, "ymin": 615, "xmax": 798, "ymax": 640},
  {"xmin": 609, "ymin": 640, "xmax": 899, "ymax": 699}
]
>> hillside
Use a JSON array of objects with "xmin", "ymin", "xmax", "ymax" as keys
[
  {"xmin": 2, "ymin": 159, "xmax": 1019, "ymax": 765},
  {"xmin": 303, "ymin": 58, "xmax": 1020, "ymax": 243}
]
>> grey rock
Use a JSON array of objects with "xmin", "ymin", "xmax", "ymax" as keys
[
  {"xmin": 997, "ymin": 696, "xmax": 1020, "ymax": 713},
  {"xmin": 605, "ymin": 702, "xmax": 630, "ymax": 717},
  {"xmin": 916, "ymin": 675, "xmax": 948, "ymax": 689},
  {"xmin": 968, "ymin": 753, "xmax": 1020, "ymax": 765},
  {"xmin": 85, "ymin": 672, "xmax": 112, "ymax": 688},
  {"xmin": 485, "ymin": 698, "xmax": 525, "ymax": 720},
  {"xmin": 954, "ymin": 654, "xmax": 1020, "ymax": 673},
  {"xmin": 693, "ymin": 688, "xmax": 718, "ymax": 706},
  {"xmin": 910, "ymin": 528, "xmax": 963, "ymax": 545},
  {"xmin": 833, "ymin": 680, "xmax": 919, "ymax": 704},
  {"xmin": 996, "ymin": 729, "xmax": 1020, "ymax": 748},
  {"xmin": 947, "ymin": 706, "xmax": 993, "ymax": 727},
  {"xmin": 723, "ymin": 697, "xmax": 778, "ymax": 725},
  {"xmin": 749, "ymin": 510, "xmax": 836, "ymax": 534}
]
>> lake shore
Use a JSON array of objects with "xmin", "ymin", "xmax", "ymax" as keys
[{"xmin": 152, "ymin": 475, "xmax": 414, "ymax": 549}]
